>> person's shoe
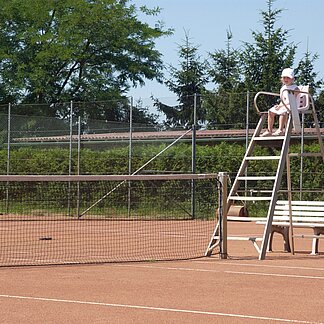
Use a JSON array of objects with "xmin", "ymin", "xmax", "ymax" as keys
[
  {"xmin": 273, "ymin": 129, "xmax": 285, "ymax": 136},
  {"xmin": 260, "ymin": 130, "xmax": 272, "ymax": 137}
]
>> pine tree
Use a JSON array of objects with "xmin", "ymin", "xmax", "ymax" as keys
[
  {"xmin": 154, "ymin": 32, "xmax": 209, "ymax": 129},
  {"xmin": 295, "ymin": 48, "xmax": 323, "ymax": 96},
  {"xmin": 241, "ymin": 0, "xmax": 296, "ymax": 93},
  {"xmin": 204, "ymin": 29, "xmax": 246, "ymax": 129}
]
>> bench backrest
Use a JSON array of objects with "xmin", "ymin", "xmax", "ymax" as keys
[
  {"xmin": 297, "ymin": 85, "xmax": 310, "ymax": 112},
  {"xmin": 274, "ymin": 200, "xmax": 324, "ymax": 223}
]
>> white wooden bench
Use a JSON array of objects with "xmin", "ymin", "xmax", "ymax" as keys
[{"xmin": 257, "ymin": 200, "xmax": 324, "ymax": 255}]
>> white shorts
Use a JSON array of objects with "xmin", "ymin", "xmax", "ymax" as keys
[{"xmin": 269, "ymin": 105, "xmax": 287, "ymax": 115}]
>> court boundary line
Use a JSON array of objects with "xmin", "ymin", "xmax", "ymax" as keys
[
  {"xmin": 114, "ymin": 264, "xmax": 324, "ymax": 280},
  {"xmin": 195, "ymin": 261, "xmax": 324, "ymax": 271},
  {"xmin": 0, "ymin": 294, "xmax": 319, "ymax": 323}
]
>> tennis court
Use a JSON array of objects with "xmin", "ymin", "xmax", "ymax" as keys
[{"xmin": 1, "ymin": 221, "xmax": 323, "ymax": 324}]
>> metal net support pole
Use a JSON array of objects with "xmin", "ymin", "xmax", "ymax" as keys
[{"xmin": 218, "ymin": 172, "xmax": 228, "ymax": 259}]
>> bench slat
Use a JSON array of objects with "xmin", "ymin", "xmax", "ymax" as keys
[
  {"xmin": 274, "ymin": 211, "xmax": 324, "ymax": 217},
  {"xmin": 277, "ymin": 200, "xmax": 324, "ymax": 206},
  {"xmin": 275, "ymin": 206, "xmax": 324, "ymax": 212},
  {"xmin": 272, "ymin": 216, "xmax": 324, "ymax": 222},
  {"xmin": 256, "ymin": 221, "xmax": 324, "ymax": 228}
]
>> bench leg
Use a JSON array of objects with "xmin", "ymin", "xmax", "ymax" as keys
[
  {"xmin": 311, "ymin": 228, "xmax": 322, "ymax": 255},
  {"xmin": 268, "ymin": 230, "xmax": 274, "ymax": 252},
  {"xmin": 271, "ymin": 226, "xmax": 291, "ymax": 253}
]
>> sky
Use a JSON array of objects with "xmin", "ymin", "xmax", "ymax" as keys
[{"xmin": 127, "ymin": 0, "xmax": 324, "ymax": 108}]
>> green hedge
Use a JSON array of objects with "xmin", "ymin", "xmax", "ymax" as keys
[
  {"xmin": 1, "ymin": 142, "xmax": 323, "ymax": 186},
  {"xmin": 0, "ymin": 142, "xmax": 322, "ymax": 190},
  {"xmin": 1, "ymin": 142, "xmax": 323, "ymax": 217}
]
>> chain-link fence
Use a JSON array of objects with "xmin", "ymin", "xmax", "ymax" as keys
[
  {"xmin": 0, "ymin": 92, "xmax": 323, "ymax": 203},
  {"xmin": 0, "ymin": 93, "xmax": 256, "ymax": 175}
]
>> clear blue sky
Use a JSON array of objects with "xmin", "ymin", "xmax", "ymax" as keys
[{"xmin": 127, "ymin": 0, "xmax": 324, "ymax": 103}]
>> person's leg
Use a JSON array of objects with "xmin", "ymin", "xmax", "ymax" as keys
[
  {"xmin": 278, "ymin": 113, "xmax": 287, "ymax": 132},
  {"xmin": 273, "ymin": 113, "xmax": 287, "ymax": 135},
  {"xmin": 268, "ymin": 111, "xmax": 275, "ymax": 133},
  {"xmin": 261, "ymin": 111, "xmax": 275, "ymax": 136}
]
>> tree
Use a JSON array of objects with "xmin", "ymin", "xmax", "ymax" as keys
[
  {"xmin": 241, "ymin": 0, "xmax": 296, "ymax": 94},
  {"xmin": 154, "ymin": 32, "xmax": 209, "ymax": 129},
  {"xmin": 0, "ymin": 0, "xmax": 172, "ymax": 121},
  {"xmin": 204, "ymin": 29, "xmax": 246, "ymax": 129},
  {"xmin": 295, "ymin": 48, "xmax": 323, "ymax": 96},
  {"xmin": 207, "ymin": 29, "xmax": 242, "ymax": 92}
]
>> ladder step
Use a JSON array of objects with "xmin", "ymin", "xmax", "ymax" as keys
[
  {"xmin": 237, "ymin": 176, "xmax": 276, "ymax": 180},
  {"xmin": 229, "ymin": 196, "xmax": 272, "ymax": 201},
  {"xmin": 245, "ymin": 156, "xmax": 280, "ymax": 160},
  {"xmin": 254, "ymin": 136, "xmax": 285, "ymax": 141}
]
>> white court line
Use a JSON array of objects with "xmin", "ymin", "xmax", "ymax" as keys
[
  {"xmin": 195, "ymin": 261, "xmax": 324, "ymax": 272},
  {"xmin": 0, "ymin": 294, "xmax": 319, "ymax": 324},
  {"xmin": 115, "ymin": 264, "xmax": 324, "ymax": 280},
  {"xmin": 225, "ymin": 271, "xmax": 324, "ymax": 280}
]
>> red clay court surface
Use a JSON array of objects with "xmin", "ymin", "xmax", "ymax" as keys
[{"xmin": 0, "ymin": 222, "xmax": 323, "ymax": 324}]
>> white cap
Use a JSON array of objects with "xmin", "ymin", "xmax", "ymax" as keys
[{"xmin": 281, "ymin": 68, "xmax": 294, "ymax": 79}]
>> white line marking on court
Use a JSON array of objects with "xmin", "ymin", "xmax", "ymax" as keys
[
  {"xmin": 195, "ymin": 261, "xmax": 324, "ymax": 272},
  {"xmin": 0, "ymin": 294, "xmax": 319, "ymax": 323},
  {"xmin": 115, "ymin": 264, "xmax": 324, "ymax": 280},
  {"xmin": 225, "ymin": 271, "xmax": 324, "ymax": 280}
]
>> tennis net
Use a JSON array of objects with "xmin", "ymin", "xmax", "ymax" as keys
[{"xmin": 0, "ymin": 174, "xmax": 219, "ymax": 266}]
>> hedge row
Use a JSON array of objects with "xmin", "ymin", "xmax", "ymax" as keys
[{"xmin": 0, "ymin": 142, "xmax": 323, "ymax": 192}]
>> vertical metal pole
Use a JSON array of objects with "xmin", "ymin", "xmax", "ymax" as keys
[
  {"xmin": 191, "ymin": 94, "xmax": 197, "ymax": 219},
  {"xmin": 5, "ymin": 103, "xmax": 11, "ymax": 214},
  {"xmin": 69, "ymin": 100, "xmax": 73, "ymax": 175},
  {"xmin": 286, "ymin": 154, "xmax": 295, "ymax": 254},
  {"xmin": 128, "ymin": 97, "xmax": 133, "ymax": 218},
  {"xmin": 245, "ymin": 91, "xmax": 249, "ymax": 203},
  {"xmin": 299, "ymin": 113, "xmax": 305, "ymax": 200},
  {"xmin": 77, "ymin": 116, "xmax": 81, "ymax": 218},
  {"xmin": 68, "ymin": 101, "xmax": 73, "ymax": 216},
  {"xmin": 218, "ymin": 172, "xmax": 228, "ymax": 259}
]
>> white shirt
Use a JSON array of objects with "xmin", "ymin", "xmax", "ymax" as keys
[{"xmin": 269, "ymin": 84, "xmax": 298, "ymax": 115}]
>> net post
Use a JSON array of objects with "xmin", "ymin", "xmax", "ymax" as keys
[{"xmin": 218, "ymin": 172, "xmax": 228, "ymax": 259}]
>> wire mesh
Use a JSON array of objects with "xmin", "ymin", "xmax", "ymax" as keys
[{"xmin": 0, "ymin": 173, "xmax": 219, "ymax": 266}]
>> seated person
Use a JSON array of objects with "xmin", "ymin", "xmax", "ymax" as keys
[{"xmin": 261, "ymin": 68, "xmax": 298, "ymax": 136}]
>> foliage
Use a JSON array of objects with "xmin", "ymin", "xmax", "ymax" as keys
[
  {"xmin": 0, "ymin": 0, "xmax": 172, "ymax": 112},
  {"xmin": 207, "ymin": 29, "xmax": 242, "ymax": 92},
  {"xmin": 241, "ymin": 0, "xmax": 296, "ymax": 94},
  {"xmin": 204, "ymin": 29, "xmax": 251, "ymax": 129},
  {"xmin": 154, "ymin": 32, "xmax": 209, "ymax": 129},
  {"xmin": 1, "ymin": 141, "xmax": 323, "ymax": 217},
  {"xmin": 295, "ymin": 49, "xmax": 323, "ymax": 96},
  {"xmin": 2, "ymin": 142, "xmax": 322, "ymax": 191}
]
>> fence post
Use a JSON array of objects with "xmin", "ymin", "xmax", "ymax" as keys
[
  {"xmin": 5, "ymin": 103, "xmax": 11, "ymax": 214},
  {"xmin": 128, "ymin": 97, "xmax": 133, "ymax": 218},
  {"xmin": 245, "ymin": 91, "xmax": 250, "ymax": 209},
  {"xmin": 191, "ymin": 93, "xmax": 197, "ymax": 219},
  {"xmin": 68, "ymin": 101, "xmax": 73, "ymax": 216},
  {"xmin": 77, "ymin": 116, "xmax": 81, "ymax": 218}
]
